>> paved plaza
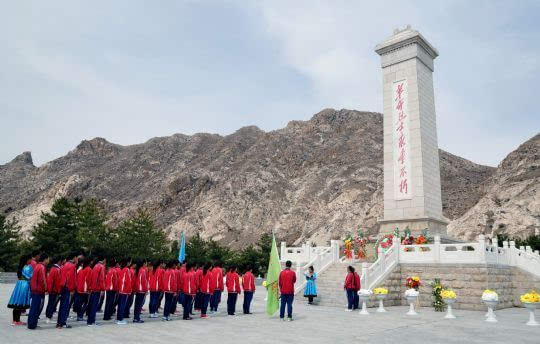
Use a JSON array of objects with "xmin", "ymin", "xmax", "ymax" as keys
[{"xmin": 1, "ymin": 284, "xmax": 539, "ymax": 344}]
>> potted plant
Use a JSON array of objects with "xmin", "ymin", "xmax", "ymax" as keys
[
  {"xmin": 520, "ymin": 290, "xmax": 540, "ymax": 326},
  {"xmin": 482, "ymin": 289, "xmax": 499, "ymax": 323},
  {"xmin": 404, "ymin": 276, "xmax": 422, "ymax": 315},
  {"xmin": 358, "ymin": 289, "xmax": 373, "ymax": 315},
  {"xmin": 441, "ymin": 289, "xmax": 457, "ymax": 319},
  {"xmin": 373, "ymin": 287, "xmax": 389, "ymax": 313}
]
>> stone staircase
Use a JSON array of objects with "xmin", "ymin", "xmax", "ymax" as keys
[
  {"xmin": 0, "ymin": 272, "xmax": 17, "ymax": 284},
  {"xmin": 302, "ymin": 261, "xmax": 365, "ymax": 308}
]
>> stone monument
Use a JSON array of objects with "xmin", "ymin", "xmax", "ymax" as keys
[{"xmin": 375, "ymin": 26, "xmax": 449, "ymax": 238}]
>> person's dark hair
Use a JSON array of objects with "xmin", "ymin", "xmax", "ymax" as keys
[
  {"xmin": 245, "ymin": 265, "xmax": 252, "ymax": 273},
  {"xmin": 285, "ymin": 260, "xmax": 292, "ymax": 268},
  {"xmin": 82, "ymin": 257, "xmax": 92, "ymax": 268},
  {"xmin": 107, "ymin": 257, "xmax": 116, "ymax": 268},
  {"xmin": 17, "ymin": 254, "xmax": 32, "ymax": 279},
  {"xmin": 308, "ymin": 265, "xmax": 314, "ymax": 272},
  {"xmin": 185, "ymin": 262, "xmax": 193, "ymax": 271},
  {"xmin": 31, "ymin": 250, "xmax": 41, "ymax": 258},
  {"xmin": 152, "ymin": 260, "xmax": 161, "ymax": 270},
  {"xmin": 119, "ymin": 259, "xmax": 128, "ymax": 268},
  {"xmin": 95, "ymin": 255, "xmax": 105, "ymax": 263},
  {"xmin": 135, "ymin": 260, "xmax": 144, "ymax": 275},
  {"xmin": 228, "ymin": 265, "xmax": 236, "ymax": 272},
  {"xmin": 203, "ymin": 262, "xmax": 211, "ymax": 275},
  {"xmin": 38, "ymin": 253, "xmax": 49, "ymax": 262},
  {"xmin": 348, "ymin": 265, "xmax": 354, "ymax": 273},
  {"xmin": 66, "ymin": 251, "xmax": 79, "ymax": 261},
  {"xmin": 53, "ymin": 256, "xmax": 64, "ymax": 265}
]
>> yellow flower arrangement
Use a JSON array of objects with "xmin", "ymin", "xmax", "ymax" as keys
[
  {"xmin": 441, "ymin": 289, "xmax": 457, "ymax": 299},
  {"xmin": 520, "ymin": 290, "xmax": 540, "ymax": 304},
  {"xmin": 412, "ymin": 276, "xmax": 420, "ymax": 282},
  {"xmin": 262, "ymin": 281, "xmax": 268, "ymax": 288},
  {"xmin": 373, "ymin": 287, "xmax": 389, "ymax": 295}
]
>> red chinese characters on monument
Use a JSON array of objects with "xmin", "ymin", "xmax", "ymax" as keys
[{"xmin": 392, "ymin": 80, "xmax": 412, "ymax": 200}]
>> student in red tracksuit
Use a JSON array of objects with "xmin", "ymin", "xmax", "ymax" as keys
[
  {"xmin": 242, "ymin": 266, "xmax": 256, "ymax": 315},
  {"xmin": 133, "ymin": 260, "xmax": 148, "ymax": 323},
  {"xmin": 148, "ymin": 260, "xmax": 162, "ymax": 318},
  {"xmin": 170, "ymin": 261, "xmax": 180, "ymax": 316},
  {"xmin": 75, "ymin": 257, "xmax": 92, "ymax": 321},
  {"xmin": 45, "ymin": 256, "xmax": 63, "ymax": 323},
  {"xmin": 161, "ymin": 261, "xmax": 177, "ymax": 321},
  {"xmin": 87, "ymin": 256, "xmax": 106, "ymax": 326},
  {"xmin": 193, "ymin": 264, "xmax": 204, "ymax": 311},
  {"xmin": 344, "ymin": 265, "xmax": 360, "ymax": 311},
  {"xmin": 116, "ymin": 259, "xmax": 132, "ymax": 325},
  {"xmin": 226, "ymin": 266, "xmax": 241, "ymax": 316},
  {"xmin": 279, "ymin": 260, "xmax": 296, "ymax": 321},
  {"xmin": 200, "ymin": 263, "xmax": 215, "ymax": 318},
  {"xmin": 28, "ymin": 253, "xmax": 49, "ymax": 329},
  {"xmin": 57, "ymin": 252, "xmax": 78, "ymax": 329},
  {"xmin": 176, "ymin": 263, "xmax": 186, "ymax": 310},
  {"xmin": 123, "ymin": 262, "xmax": 136, "ymax": 319},
  {"xmin": 210, "ymin": 262, "xmax": 224, "ymax": 313},
  {"xmin": 103, "ymin": 258, "xmax": 117, "ymax": 321},
  {"xmin": 181, "ymin": 263, "xmax": 197, "ymax": 320}
]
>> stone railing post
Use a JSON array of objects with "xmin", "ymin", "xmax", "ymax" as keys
[
  {"xmin": 535, "ymin": 250, "xmax": 539, "ymax": 256},
  {"xmin": 362, "ymin": 262, "xmax": 369, "ymax": 288},
  {"xmin": 508, "ymin": 241, "xmax": 516, "ymax": 266},
  {"xmin": 478, "ymin": 234, "xmax": 486, "ymax": 263},
  {"xmin": 492, "ymin": 236, "xmax": 498, "ymax": 248},
  {"xmin": 503, "ymin": 241, "xmax": 508, "ymax": 248},
  {"xmin": 306, "ymin": 240, "xmax": 312, "ymax": 262},
  {"xmin": 393, "ymin": 235, "xmax": 401, "ymax": 263},
  {"xmin": 433, "ymin": 235, "xmax": 441, "ymax": 263},
  {"xmin": 526, "ymin": 246, "xmax": 532, "ymax": 253},
  {"xmin": 280, "ymin": 242, "xmax": 286, "ymax": 261},
  {"xmin": 330, "ymin": 240, "xmax": 339, "ymax": 262}
]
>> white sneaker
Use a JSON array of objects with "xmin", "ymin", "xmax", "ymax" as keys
[
  {"xmin": 345, "ymin": 309, "xmax": 352, "ymax": 312},
  {"xmin": 46, "ymin": 318, "xmax": 51, "ymax": 324},
  {"xmin": 116, "ymin": 320, "xmax": 127, "ymax": 325},
  {"xmin": 287, "ymin": 318, "xmax": 293, "ymax": 322}
]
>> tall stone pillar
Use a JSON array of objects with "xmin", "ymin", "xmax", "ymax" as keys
[{"xmin": 375, "ymin": 26, "xmax": 448, "ymax": 238}]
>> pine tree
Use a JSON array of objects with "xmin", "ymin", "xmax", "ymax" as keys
[
  {"xmin": 31, "ymin": 197, "xmax": 79, "ymax": 257},
  {"xmin": 0, "ymin": 214, "xmax": 21, "ymax": 271},
  {"xmin": 186, "ymin": 233, "xmax": 208, "ymax": 265},
  {"xmin": 111, "ymin": 209, "xmax": 170, "ymax": 260},
  {"xmin": 76, "ymin": 199, "xmax": 111, "ymax": 256}
]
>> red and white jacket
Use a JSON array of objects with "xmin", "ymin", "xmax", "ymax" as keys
[
  {"xmin": 118, "ymin": 267, "xmax": 133, "ymax": 295},
  {"xmin": 76, "ymin": 266, "xmax": 92, "ymax": 294},
  {"xmin": 149, "ymin": 268, "xmax": 162, "ymax": 292},
  {"xmin": 30, "ymin": 262, "xmax": 47, "ymax": 294},
  {"xmin": 226, "ymin": 271, "xmax": 241, "ymax": 294},
  {"xmin": 60, "ymin": 261, "xmax": 77, "ymax": 292},
  {"xmin": 47, "ymin": 264, "xmax": 62, "ymax": 294},
  {"xmin": 174, "ymin": 268, "xmax": 182, "ymax": 292},
  {"xmin": 242, "ymin": 271, "xmax": 256, "ymax": 292},
  {"xmin": 89, "ymin": 262, "xmax": 106, "ymax": 292},
  {"xmin": 212, "ymin": 267, "xmax": 224, "ymax": 291},
  {"xmin": 182, "ymin": 270, "xmax": 198, "ymax": 296},
  {"xmin": 135, "ymin": 267, "xmax": 148, "ymax": 293},
  {"xmin": 105, "ymin": 267, "xmax": 117, "ymax": 291},
  {"xmin": 162, "ymin": 268, "xmax": 177, "ymax": 293},
  {"xmin": 200, "ymin": 271, "xmax": 216, "ymax": 294}
]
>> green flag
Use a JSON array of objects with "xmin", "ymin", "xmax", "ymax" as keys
[{"xmin": 266, "ymin": 234, "xmax": 281, "ymax": 316}]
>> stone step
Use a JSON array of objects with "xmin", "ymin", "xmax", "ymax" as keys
[{"xmin": 0, "ymin": 272, "xmax": 17, "ymax": 284}]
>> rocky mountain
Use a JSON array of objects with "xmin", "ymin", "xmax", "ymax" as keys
[
  {"xmin": 448, "ymin": 134, "xmax": 540, "ymax": 240},
  {"xmin": 1, "ymin": 108, "xmax": 519, "ymax": 247}
]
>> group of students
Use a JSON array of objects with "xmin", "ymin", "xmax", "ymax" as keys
[{"xmin": 7, "ymin": 250, "xmax": 258, "ymax": 329}]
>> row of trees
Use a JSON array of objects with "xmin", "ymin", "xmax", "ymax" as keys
[{"xmin": 0, "ymin": 197, "xmax": 272, "ymax": 275}]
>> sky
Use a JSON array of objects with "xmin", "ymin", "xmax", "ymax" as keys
[{"xmin": 1, "ymin": 0, "xmax": 539, "ymax": 167}]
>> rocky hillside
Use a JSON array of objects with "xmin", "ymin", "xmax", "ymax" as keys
[
  {"xmin": 0, "ymin": 109, "xmax": 505, "ymax": 246},
  {"xmin": 448, "ymin": 134, "xmax": 540, "ymax": 240}
]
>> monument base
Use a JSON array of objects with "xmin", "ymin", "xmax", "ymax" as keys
[{"xmin": 378, "ymin": 217, "xmax": 456, "ymax": 242}]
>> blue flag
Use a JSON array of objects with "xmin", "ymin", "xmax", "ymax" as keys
[{"xmin": 178, "ymin": 232, "xmax": 186, "ymax": 263}]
